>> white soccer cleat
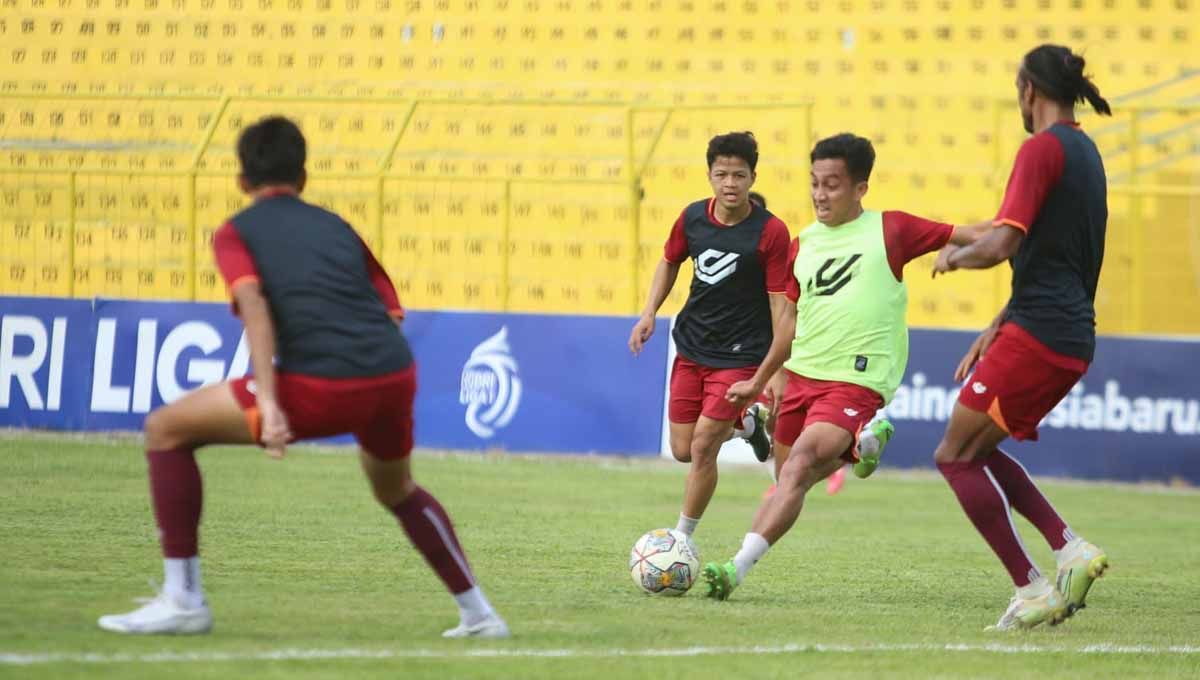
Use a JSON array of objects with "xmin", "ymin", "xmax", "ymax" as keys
[
  {"xmin": 98, "ymin": 592, "xmax": 213, "ymax": 635},
  {"xmin": 985, "ymin": 588, "xmax": 1066, "ymax": 631},
  {"xmin": 442, "ymin": 613, "xmax": 511, "ymax": 639}
]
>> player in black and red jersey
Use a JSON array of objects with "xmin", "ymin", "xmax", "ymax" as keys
[
  {"xmin": 628, "ymin": 132, "xmax": 793, "ymax": 540},
  {"xmin": 98, "ymin": 117, "xmax": 508, "ymax": 639},
  {"xmin": 932, "ymin": 45, "xmax": 1112, "ymax": 630}
]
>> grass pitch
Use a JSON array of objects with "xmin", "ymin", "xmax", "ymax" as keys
[{"xmin": 1, "ymin": 433, "xmax": 1197, "ymax": 678}]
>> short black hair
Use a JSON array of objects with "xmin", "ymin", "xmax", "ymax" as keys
[
  {"xmin": 1020, "ymin": 44, "xmax": 1112, "ymax": 116},
  {"xmin": 749, "ymin": 191, "xmax": 767, "ymax": 209},
  {"xmin": 706, "ymin": 131, "xmax": 758, "ymax": 172},
  {"xmin": 810, "ymin": 133, "xmax": 875, "ymax": 184},
  {"xmin": 237, "ymin": 116, "xmax": 307, "ymax": 187}
]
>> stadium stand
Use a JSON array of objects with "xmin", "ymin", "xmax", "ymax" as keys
[{"xmin": 0, "ymin": 0, "xmax": 1196, "ymax": 329}]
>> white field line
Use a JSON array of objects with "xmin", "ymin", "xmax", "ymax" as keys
[{"xmin": 3, "ymin": 642, "xmax": 1199, "ymax": 665}]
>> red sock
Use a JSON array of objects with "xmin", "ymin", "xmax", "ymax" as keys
[
  {"xmin": 390, "ymin": 487, "xmax": 475, "ymax": 594},
  {"xmin": 146, "ymin": 449, "xmax": 203, "ymax": 558},
  {"xmin": 938, "ymin": 459, "xmax": 1041, "ymax": 587},
  {"xmin": 985, "ymin": 450, "xmax": 1074, "ymax": 551}
]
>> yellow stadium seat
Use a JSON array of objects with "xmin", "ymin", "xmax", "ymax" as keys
[{"xmin": 0, "ymin": 0, "xmax": 1196, "ymax": 332}]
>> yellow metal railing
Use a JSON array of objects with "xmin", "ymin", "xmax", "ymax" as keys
[
  {"xmin": 3, "ymin": 94, "xmax": 1197, "ymax": 332},
  {"xmin": 0, "ymin": 95, "xmax": 815, "ymax": 315}
]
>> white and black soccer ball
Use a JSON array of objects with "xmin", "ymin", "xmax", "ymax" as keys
[{"xmin": 629, "ymin": 528, "xmax": 701, "ymax": 596}]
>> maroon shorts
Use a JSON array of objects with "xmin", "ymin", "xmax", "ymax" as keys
[
  {"xmin": 958, "ymin": 323, "xmax": 1087, "ymax": 441},
  {"xmin": 773, "ymin": 370, "xmax": 884, "ymax": 461},
  {"xmin": 668, "ymin": 355, "xmax": 758, "ymax": 423},
  {"xmin": 229, "ymin": 365, "xmax": 417, "ymax": 460}
]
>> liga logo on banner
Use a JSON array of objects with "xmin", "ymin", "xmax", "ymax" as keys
[{"xmin": 459, "ymin": 326, "xmax": 522, "ymax": 439}]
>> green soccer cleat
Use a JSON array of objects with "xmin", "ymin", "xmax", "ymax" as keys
[
  {"xmin": 745, "ymin": 403, "xmax": 772, "ymax": 463},
  {"xmin": 1056, "ymin": 539, "xmax": 1109, "ymax": 618},
  {"xmin": 702, "ymin": 561, "xmax": 738, "ymax": 601},
  {"xmin": 853, "ymin": 418, "xmax": 895, "ymax": 479}
]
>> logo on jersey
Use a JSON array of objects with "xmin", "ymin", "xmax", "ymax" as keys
[
  {"xmin": 460, "ymin": 327, "xmax": 522, "ymax": 439},
  {"xmin": 972, "ymin": 382, "xmax": 988, "ymax": 394},
  {"xmin": 695, "ymin": 249, "xmax": 740, "ymax": 285},
  {"xmin": 807, "ymin": 254, "xmax": 862, "ymax": 296}
]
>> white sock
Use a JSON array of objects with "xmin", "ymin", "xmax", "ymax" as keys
[
  {"xmin": 857, "ymin": 428, "xmax": 880, "ymax": 457},
  {"xmin": 732, "ymin": 533, "xmax": 770, "ymax": 584},
  {"xmin": 453, "ymin": 586, "xmax": 496, "ymax": 626},
  {"xmin": 728, "ymin": 413, "xmax": 757, "ymax": 442},
  {"xmin": 675, "ymin": 514, "xmax": 699, "ymax": 536},
  {"xmin": 1016, "ymin": 575, "xmax": 1052, "ymax": 600},
  {"xmin": 741, "ymin": 410, "xmax": 757, "ymax": 437},
  {"xmin": 1054, "ymin": 536, "xmax": 1085, "ymax": 566},
  {"xmin": 163, "ymin": 557, "xmax": 205, "ymax": 608}
]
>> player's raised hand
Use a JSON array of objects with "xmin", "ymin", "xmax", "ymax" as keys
[
  {"xmin": 628, "ymin": 314, "xmax": 656, "ymax": 356},
  {"xmin": 725, "ymin": 379, "xmax": 760, "ymax": 408},
  {"xmin": 954, "ymin": 325, "xmax": 999, "ymax": 383},
  {"xmin": 259, "ymin": 398, "xmax": 292, "ymax": 459},
  {"xmin": 932, "ymin": 244, "xmax": 959, "ymax": 278}
]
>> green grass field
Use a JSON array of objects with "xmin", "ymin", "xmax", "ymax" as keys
[{"xmin": 2, "ymin": 433, "xmax": 1198, "ymax": 679}]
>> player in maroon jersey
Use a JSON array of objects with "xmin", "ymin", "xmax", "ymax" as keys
[
  {"xmin": 932, "ymin": 45, "xmax": 1112, "ymax": 630},
  {"xmin": 98, "ymin": 117, "xmax": 508, "ymax": 638}
]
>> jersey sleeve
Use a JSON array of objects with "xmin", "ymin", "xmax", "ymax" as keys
[
  {"xmin": 994, "ymin": 131, "xmax": 1065, "ymax": 233},
  {"xmin": 358, "ymin": 235, "xmax": 404, "ymax": 319},
  {"xmin": 663, "ymin": 210, "xmax": 689, "ymax": 264},
  {"xmin": 758, "ymin": 216, "xmax": 792, "ymax": 293},
  {"xmin": 212, "ymin": 222, "xmax": 259, "ymax": 293},
  {"xmin": 785, "ymin": 237, "xmax": 802, "ymax": 303},
  {"xmin": 882, "ymin": 211, "xmax": 954, "ymax": 280}
]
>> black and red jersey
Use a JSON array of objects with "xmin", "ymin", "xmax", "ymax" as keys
[
  {"xmin": 994, "ymin": 122, "xmax": 1107, "ymax": 362},
  {"xmin": 664, "ymin": 199, "xmax": 790, "ymax": 368},
  {"xmin": 213, "ymin": 191, "xmax": 413, "ymax": 378}
]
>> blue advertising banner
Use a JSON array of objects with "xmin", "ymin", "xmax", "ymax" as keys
[
  {"xmin": 0, "ymin": 297, "xmax": 670, "ymax": 456},
  {"xmin": 883, "ymin": 329, "xmax": 1200, "ymax": 484},
  {"xmin": 406, "ymin": 311, "xmax": 669, "ymax": 454},
  {"xmin": 85, "ymin": 299, "xmax": 250, "ymax": 431},
  {"xmin": 3, "ymin": 295, "xmax": 1197, "ymax": 478},
  {"xmin": 0, "ymin": 297, "xmax": 94, "ymax": 430}
]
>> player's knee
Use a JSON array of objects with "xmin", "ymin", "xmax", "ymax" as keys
[
  {"xmin": 688, "ymin": 437, "xmax": 720, "ymax": 465},
  {"xmin": 670, "ymin": 442, "xmax": 691, "ymax": 463},
  {"xmin": 933, "ymin": 438, "xmax": 967, "ymax": 465},
  {"xmin": 372, "ymin": 477, "xmax": 417, "ymax": 508},
  {"xmin": 778, "ymin": 451, "xmax": 817, "ymax": 490},
  {"xmin": 143, "ymin": 409, "xmax": 178, "ymax": 451}
]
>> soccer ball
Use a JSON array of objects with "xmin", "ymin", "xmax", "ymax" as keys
[{"xmin": 628, "ymin": 528, "xmax": 701, "ymax": 596}]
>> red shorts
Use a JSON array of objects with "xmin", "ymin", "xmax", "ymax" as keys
[
  {"xmin": 958, "ymin": 323, "xmax": 1087, "ymax": 441},
  {"xmin": 229, "ymin": 365, "xmax": 417, "ymax": 460},
  {"xmin": 773, "ymin": 370, "xmax": 884, "ymax": 461},
  {"xmin": 668, "ymin": 355, "xmax": 758, "ymax": 423}
]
